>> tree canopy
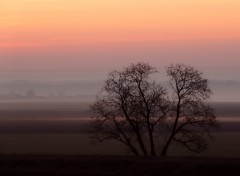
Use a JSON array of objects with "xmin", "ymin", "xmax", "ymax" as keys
[{"xmin": 91, "ymin": 62, "xmax": 216, "ymax": 156}]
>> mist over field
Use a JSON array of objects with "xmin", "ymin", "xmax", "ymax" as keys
[
  {"xmin": 0, "ymin": 79, "xmax": 239, "ymax": 102},
  {"xmin": 0, "ymin": 70, "xmax": 239, "ymax": 157}
]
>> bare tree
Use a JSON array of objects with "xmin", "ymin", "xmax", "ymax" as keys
[
  {"xmin": 90, "ymin": 63, "xmax": 216, "ymax": 156},
  {"xmin": 91, "ymin": 63, "xmax": 168, "ymax": 156},
  {"xmin": 160, "ymin": 64, "xmax": 216, "ymax": 156}
]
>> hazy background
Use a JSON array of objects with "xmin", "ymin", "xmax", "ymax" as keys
[
  {"xmin": 0, "ymin": 78, "xmax": 240, "ymax": 102},
  {"xmin": 1, "ymin": 0, "xmax": 240, "ymax": 102}
]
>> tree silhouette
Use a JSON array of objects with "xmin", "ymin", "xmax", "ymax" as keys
[
  {"xmin": 160, "ymin": 64, "xmax": 216, "ymax": 156},
  {"xmin": 90, "ymin": 63, "xmax": 216, "ymax": 156}
]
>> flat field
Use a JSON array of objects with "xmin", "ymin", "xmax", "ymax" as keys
[
  {"xmin": 0, "ymin": 100, "xmax": 239, "ymax": 157},
  {"xmin": 0, "ymin": 155, "xmax": 240, "ymax": 176}
]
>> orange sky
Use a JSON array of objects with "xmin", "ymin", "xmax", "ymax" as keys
[
  {"xmin": 1, "ymin": 0, "xmax": 240, "ymax": 46},
  {"xmin": 0, "ymin": 0, "xmax": 240, "ymax": 78}
]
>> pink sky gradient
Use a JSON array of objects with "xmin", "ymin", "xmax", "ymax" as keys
[{"xmin": 0, "ymin": 0, "xmax": 240, "ymax": 83}]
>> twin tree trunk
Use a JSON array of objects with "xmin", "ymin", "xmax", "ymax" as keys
[{"xmin": 128, "ymin": 132, "xmax": 172, "ymax": 157}]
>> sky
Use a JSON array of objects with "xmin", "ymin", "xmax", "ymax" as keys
[{"xmin": 0, "ymin": 0, "xmax": 240, "ymax": 100}]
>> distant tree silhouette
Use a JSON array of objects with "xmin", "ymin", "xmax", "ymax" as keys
[{"xmin": 90, "ymin": 63, "xmax": 216, "ymax": 156}]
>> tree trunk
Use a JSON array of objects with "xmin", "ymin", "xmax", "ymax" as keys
[
  {"xmin": 160, "ymin": 148, "xmax": 167, "ymax": 156},
  {"xmin": 161, "ymin": 138, "xmax": 171, "ymax": 156},
  {"xmin": 160, "ymin": 97, "xmax": 181, "ymax": 156},
  {"xmin": 125, "ymin": 139, "xmax": 139, "ymax": 156},
  {"xmin": 149, "ymin": 131, "xmax": 156, "ymax": 156},
  {"xmin": 129, "ymin": 145, "xmax": 139, "ymax": 156},
  {"xmin": 136, "ymin": 132, "xmax": 148, "ymax": 156},
  {"xmin": 161, "ymin": 142, "xmax": 170, "ymax": 156}
]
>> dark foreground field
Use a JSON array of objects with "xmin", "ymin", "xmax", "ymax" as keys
[{"xmin": 0, "ymin": 155, "xmax": 240, "ymax": 176}]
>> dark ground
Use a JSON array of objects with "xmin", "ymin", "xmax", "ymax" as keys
[{"xmin": 0, "ymin": 155, "xmax": 240, "ymax": 176}]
